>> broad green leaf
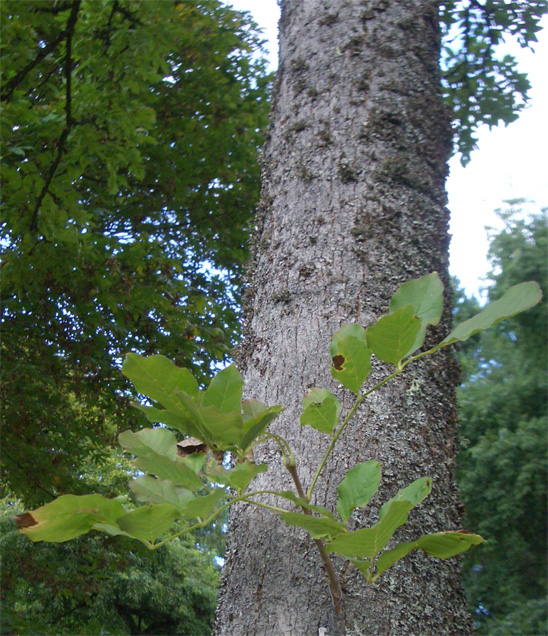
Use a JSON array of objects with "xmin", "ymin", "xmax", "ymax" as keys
[
  {"xmin": 440, "ymin": 281, "xmax": 542, "ymax": 346},
  {"xmin": 134, "ymin": 404, "xmax": 202, "ymax": 439},
  {"xmin": 201, "ymin": 364, "xmax": 243, "ymax": 414},
  {"xmin": 330, "ymin": 325, "xmax": 371, "ymax": 394},
  {"xmin": 390, "ymin": 273, "xmax": 444, "ymax": 326},
  {"xmin": 180, "ymin": 451, "xmax": 205, "ymax": 474},
  {"xmin": 180, "ymin": 488, "xmax": 226, "ymax": 520},
  {"xmin": 389, "ymin": 273, "xmax": 444, "ymax": 354},
  {"xmin": 374, "ymin": 531, "xmax": 485, "ymax": 578},
  {"xmin": 119, "ymin": 428, "xmax": 178, "ymax": 461},
  {"xmin": 239, "ymin": 405, "xmax": 284, "ymax": 451},
  {"xmin": 16, "ymin": 495, "xmax": 125, "ymax": 543},
  {"xmin": 278, "ymin": 512, "xmax": 348, "ymax": 540},
  {"xmin": 122, "ymin": 354, "xmax": 198, "ymax": 412},
  {"xmin": 325, "ymin": 500, "xmax": 413, "ymax": 558},
  {"xmin": 129, "ymin": 476, "xmax": 196, "ymax": 508},
  {"xmin": 242, "ymin": 399, "xmax": 267, "ymax": 420},
  {"xmin": 133, "ymin": 455, "xmax": 204, "ymax": 492},
  {"xmin": 175, "ymin": 391, "xmax": 244, "ymax": 450},
  {"xmin": 366, "ymin": 305, "xmax": 422, "ymax": 365},
  {"xmin": 91, "ymin": 523, "xmax": 135, "ymax": 540},
  {"xmin": 336, "ymin": 461, "xmax": 381, "ymax": 522},
  {"xmin": 378, "ymin": 476, "xmax": 432, "ymax": 522},
  {"xmin": 300, "ymin": 389, "xmax": 341, "ymax": 434},
  {"xmin": 116, "ymin": 504, "xmax": 180, "ymax": 542},
  {"xmin": 208, "ymin": 461, "xmax": 267, "ymax": 493}
]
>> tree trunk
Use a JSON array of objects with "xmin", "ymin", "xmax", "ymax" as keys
[{"xmin": 216, "ymin": 1, "xmax": 471, "ymax": 634}]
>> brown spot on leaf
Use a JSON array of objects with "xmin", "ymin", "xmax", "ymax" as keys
[
  {"xmin": 332, "ymin": 354, "xmax": 345, "ymax": 371},
  {"xmin": 14, "ymin": 513, "xmax": 38, "ymax": 529}
]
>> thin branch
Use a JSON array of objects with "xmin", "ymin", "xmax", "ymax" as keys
[
  {"xmin": 29, "ymin": 0, "xmax": 81, "ymax": 233},
  {"xmin": 1, "ymin": 29, "xmax": 67, "ymax": 101},
  {"xmin": 285, "ymin": 462, "xmax": 343, "ymax": 611}
]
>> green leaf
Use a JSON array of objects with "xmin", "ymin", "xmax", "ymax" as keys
[
  {"xmin": 366, "ymin": 305, "xmax": 422, "ymax": 365},
  {"xmin": 325, "ymin": 500, "xmax": 413, "ymax": 558},
  {"xmin": 440, "ymin": 281, "xmax": 542, "ymax": 346},
  {"xmin": 278, "ymin": 512, "xmax": 348, "ymax": 540},
  {"xmin": 133, "ymin": 454, "xmax": 204, "ymax": 492},
  {"xmin": 175, "ymin": 391, "xmax": 244, "ymax": 450},
  {"xmin": 389, "ymin": 272, "xmax": 444, "ymax": 354},
  {"xmin": 239, "ymin": 405, "xmax": 283, "ymax": 451},
  {"xmin": 201, "ymin": 364, "xmax": 243, "ymax": 414},
  {"xmin": 374, "ymin": 531, "xmax": 485, "ymax": 579},
  {"xmin": 134, "ymin": 404, "xmax": 202, "ymax": 439},
  {"xmin": 378, "ymin": 476, "xmax": 432, "ymax": 521},
  {"xmin": 116, "ymin": 504, "xmax": 180, "ymax": 542},
  {"xmin": 118, "ymin": 428, "xmax": 178, "ymax": 461},
  {"xmin": 330, "ymin": 325, "xmax": 371, "ymax": 394},
  {"xmin": 300, "ymin": 389, "xmax": 341, "ymax": 434},
  {"xmin": 129, "ymin": 476, "xmax": 196, "ymax": 508},
  {"xmin": 16, "ymin": 495, "xmax": 125, "ymax": 543},
  {"xmin": 122, "ymin": 354, "xmax": 199, "ymax": 411},
  {"xmin": 208, "ymin": 461, "xmax": 268, "ymax": 493},
  {"xmin": 242, "ymin": 399, "xmax": 267, "ymax": 420},
  {"xmin": 390, "ymin": 273, "xmax": 444, "ymax": 326},
  {"xmin": 336, "ymin": 461, "xmax": 381, "ymax": 522},
  {"xmin": 180, "ymin": 488, "xmax": 226, "ymax": 520}
]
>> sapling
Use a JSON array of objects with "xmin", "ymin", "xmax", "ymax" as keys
[{"xmin": 15, "ymin": 273, "xmax": 541, "ymax": 608}]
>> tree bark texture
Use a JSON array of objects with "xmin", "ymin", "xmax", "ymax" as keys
[{"xmin": 216, "ymin": 1, "xmax": 471, "ymax": 634}]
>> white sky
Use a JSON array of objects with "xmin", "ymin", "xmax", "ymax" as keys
[{"xmin": 227, "ymin": 2, "xmax": 547, "ymax": 297}]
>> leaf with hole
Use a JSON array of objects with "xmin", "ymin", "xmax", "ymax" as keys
[
  {"xmin": 330, "ymin": 324, "xmax": 371, "ymax": 394},
  {"xmin": 15, "ymin": 495, "xmax": 125, "ymax": 543}
]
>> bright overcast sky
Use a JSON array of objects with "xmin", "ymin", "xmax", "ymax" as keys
[{"xmin": 227, "ymin": 2, "xmax": 547, "ymax": 297}]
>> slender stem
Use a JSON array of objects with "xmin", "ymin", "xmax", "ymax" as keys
[
  {"xmin": 307, "ymin": 367, "xmax": 403, "ymax": 500},
  {"xmin": 151, "ymin": 489, "xmax": 295, "ymax": 549},
  {"xmin": 285, "ymin": 461, "xmax": 343, "ymax": 610},
  {"xmin": 240, "ymin": 499, "xmax": 288, "ymax": 515},
  {"xmin": 307, "ymin": 394, "xmax": 363, "ymax": 499}
]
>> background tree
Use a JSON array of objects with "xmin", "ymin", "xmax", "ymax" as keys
[
  {"xmin": 456, "ymin": 206, "xmax": 547, "ymax": 635},
  {"xmin": 0, "ymin": 0, "xmax": 271, "ymax": 505}
]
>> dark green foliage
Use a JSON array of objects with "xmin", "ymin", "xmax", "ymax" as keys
[
  {"xmin": 456, "ymin": 207, "xmax": 547, "ymax": 634},
  {"xmin": 0, "ymin": 497, "xmax": 219, "ymax": 636},
  {"xmin": 0, "ymin": 0, "xmax": 271, "ymax": 506},
  {"xmin": 440, "ymin": 1, "xmax": 547, "ymax": 163}
]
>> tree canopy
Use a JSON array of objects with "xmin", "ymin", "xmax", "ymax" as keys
[
  {"xmin": 0, "ymin": 0, "xmax": 271, "ymax": 505},
  {"xmin": 456, "ymin": 206, "xmax": 547, "ymax": 634},
  {"xmin": 440, "ymin": 0, "xmax": 546, "ymax": 162}
]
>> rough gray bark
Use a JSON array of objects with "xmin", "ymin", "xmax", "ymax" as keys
[{"xmin": 215, "ymin": 1, "xmax": 471, "ymax": 634}]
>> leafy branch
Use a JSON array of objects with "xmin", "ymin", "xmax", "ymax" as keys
[
  {"xmin": 15, "ymin": 273, "xmax": 541, "ymax": 604},
  {"xmin": 29, "ymin": 0, "xmax": 81, "ymax": 233}
]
